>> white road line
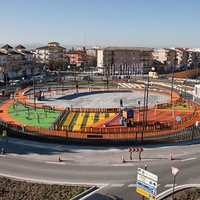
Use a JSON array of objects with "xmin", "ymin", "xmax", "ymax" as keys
[
  {"xmin": 0, "ymin": 155, "xmax": 5, "ymax": 157},
  {"xmin": 181, "ymin": 157, "xmax": 196, "ymax": 162},
  {"xmin": 110, "ymin": 184, "xmax": 124, "ymax": 187},
  {"xmin": 128, "ymin": 184, "xmax": 137, "ymax": 187},
  {"xmin": 112, "ymin": 163, "xmax": 134, "ymax": 166},
  {"xmin": 45, "ymin": 161, "xmax": 66, "ymax": 165},
  {"xmin": 165, "ymin": 184, "xmax": 177, "ymax": 187}
]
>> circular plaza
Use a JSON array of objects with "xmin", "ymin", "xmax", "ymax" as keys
[{"xmin": 0, "ymin": 84, "xmax": 199, "ymax": 145}]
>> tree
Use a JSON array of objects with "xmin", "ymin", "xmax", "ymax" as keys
[{"xmin": 54, "ymin": 59, "xmax": 65, "ymax": 83}]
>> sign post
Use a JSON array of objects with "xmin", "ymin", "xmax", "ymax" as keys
[
  {"xmin": 171, "ymin": 167, "xmax": 179, "ymax": 200},
  {"xmin": 136, "ymin": 166, "xmax": 158, "ymax": 200},
  {"xmin": 128, "ymin": 148, "xmax": 143, "ymax": 161}
]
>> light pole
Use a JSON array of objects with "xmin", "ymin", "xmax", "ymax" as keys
[
  {"xmin": 170, "ymin": 66, "xmax": 175, "ymax": 102},
  {"xmin": 33, "ymin": 67, "xmax": 36, "ymax": 110},
  {"xmin": 141, "ymin": 76, "xmax": 149, "ymax": 142},
  {"xmin": 184, "ymin": 64, "xmax": 188, "ymax": 98}
]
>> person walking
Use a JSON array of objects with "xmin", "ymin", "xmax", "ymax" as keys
[{"xmin": 2, "ymin": 129, "xmax": 7, "ymax": 141}]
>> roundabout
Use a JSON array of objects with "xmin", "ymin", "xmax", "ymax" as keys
[
  {"xmin": 0, "ymin": 83, "xmax": 200, "ymax": 145},
  {"xmin": 0, "ymin": 82, "xmax": 200, "ymax": 200}
]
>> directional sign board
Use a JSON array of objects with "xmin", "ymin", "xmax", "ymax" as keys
[
  {"xmin": 138, "ymin": 168, "xmax": 158, "ymax": 182},
  {"xmin": 136, "ymin": 187, "xmax": 156, "ymax": 200},
  {"xmin": 137, "ymin": 174, "xmax": 158, "ymax": 188},
  {"xmin": 136, "ymin": 168, "xmax": 158, "ymax": 199},
  {"xmin": 137, "ymin": 181, "xmax": 157, "ymax": 195}
]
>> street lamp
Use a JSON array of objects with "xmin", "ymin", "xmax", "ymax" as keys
[
  {"xmin": 170, "ymin": 66, "xmax": 175, "ymax": 102},
  {"xmin": 33, "ymin": 66, "xmax": 36, "ymax": 110},
  {"xmin": 141, "ymin": 76, "xmax": 149, "ymax": 142}
]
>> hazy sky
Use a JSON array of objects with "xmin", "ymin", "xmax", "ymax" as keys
[{"xmin": 0, "ymin": 0, "xmax": 200, "ymax": 48}]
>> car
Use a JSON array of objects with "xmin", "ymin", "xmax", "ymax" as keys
[{"xmin": 10, "ymin": 80, "xmax": 20, "ymax": 86}]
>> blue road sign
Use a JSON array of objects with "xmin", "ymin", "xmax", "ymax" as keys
[
  {"xmin": 176, "ymin": 116, "xmax": 181, "ymax": 121},
  {"xmin": 137, "ymin": 181, "xmax": 157, "ymax": 195}
]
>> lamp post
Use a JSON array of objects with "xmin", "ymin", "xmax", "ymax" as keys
[
  {"xmin": 141, "ymin": 76, "xmax": 149, "ymax": 142},
  {"xmin": 33, "ymin": 65, "xmax": 36, "ymax": 110},
  {"xmin": 184, "ymin": 64, "xmax": 188, "ymax": 98},
  {"xmin": 170, "ymin": 66, "xmax": 175, "ymax": 102}
]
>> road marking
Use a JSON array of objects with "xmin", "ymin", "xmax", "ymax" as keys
[
  {"xmin": 165, "ymin": 184, "xmax": 177, "ymax": 187},
  {"xmin": 112, "ymin": 163, "xmax": 134, "ymax": 166},
  {"xmin": 181, "ymin": 157, "xmax": 196, "ymax": 162},
  {"xmin": 0, "ymin": 155, "xmax": 5, "ymax": 157},
  {"xmin": 45, "ymin": 161, "xmax": 66, "ymax": 165},
  {"xmin": 110, "ymin": 184, "xmax": 124, "ymax": 187},
  {"xmin": 128, "ymin": 184, "xmax": 137, "ymax": 187}
]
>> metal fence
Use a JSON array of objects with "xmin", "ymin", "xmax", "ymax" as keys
[{"xmin": 1, "ymin": 120, "xmax": 200, "ymax": 145}]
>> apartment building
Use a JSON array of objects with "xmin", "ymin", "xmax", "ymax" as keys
[
  {"xmin": 0, "ymin": 44, "xmax": 34, "ymax": 78},
  {"xmin": 35, "ymin": 42, "xmax": 66, "ymax": 68},
  {"xmin": 66, "ymin": 46, "xmax": 86, "ymax": 67},
  {"xmin": 153, "ymin": 48, "xmax": 200, "ymax": 73},
  {"xmin": 0, "ymin": 51, "xmax": 7, "ymax": 67},
  {"xmin": 97, "ymin": 46, "xmax": 154, "ymax": 75}
]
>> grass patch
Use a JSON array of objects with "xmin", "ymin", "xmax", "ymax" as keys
[
  {"xmin": 8, "ymin": 103, "xmax": 61, "ymax": 128},
  {"xmin": 0, "ymin": 176, "xmax": 90, "ymax": 200}
]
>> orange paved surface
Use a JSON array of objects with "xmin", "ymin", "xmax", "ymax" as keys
[{"xmin": 1, "ymin": 87, "xmax": 200, "ymax": 134}]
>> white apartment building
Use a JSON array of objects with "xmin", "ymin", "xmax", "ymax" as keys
[
  {"xmin": 0, "ymin": 44, "xmax": 34, "ymax": 78},
  {"xmin": 35, "ymin": 42, "xmax": 66, "ymax": 66}
]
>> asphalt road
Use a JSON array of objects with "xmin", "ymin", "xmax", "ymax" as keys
[{"xmin": 0, "ymin": 137, "xmax": 200, "ymax": 199}]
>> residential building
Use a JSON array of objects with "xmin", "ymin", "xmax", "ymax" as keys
[
  {"xmin": 153, "ymin": 48, "xmax": 200, "ymax": 73},
  {"xmin": 0, "ymin": 44, "xmax": 35, "ymax": 78},
  {"xmin": 97, "ymin": 46, "xmax": 154, "ymax": 75},
  {"xmin": 66, "ymin": 47, "xmax": 86, "ymax": 67},
  {"xmin": 0, "ymin": 51, "xmax": 7, "ymax": 67},
  {"xmin": 35, "ymin": 42, "xmax": 66, "ymax": 69}
]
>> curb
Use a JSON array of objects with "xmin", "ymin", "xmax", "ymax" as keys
[
  {"xmin": 71, "ymin": 186, "xmax": 98, "ymax": 200},
  {"xmin": 157, "ymin": 184, "xmax": 200, "ymax": 200}
]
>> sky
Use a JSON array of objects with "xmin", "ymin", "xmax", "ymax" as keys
[{"xmin": 0, "ymin": 0, "xmax": 200, "ymax": 49}]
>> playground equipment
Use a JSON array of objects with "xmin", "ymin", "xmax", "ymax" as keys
[
  {"xmin": 120, "ymin": 108, "xmax": 134, "ymax": 127},
  {"xmin": 103, "ymin": 112, "xmax": 122, "ymax": 127}
]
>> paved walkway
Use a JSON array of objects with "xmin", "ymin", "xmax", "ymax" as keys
[{"xmin": 25, "ymin": 88, "xmax": 170, "ymax": 109}]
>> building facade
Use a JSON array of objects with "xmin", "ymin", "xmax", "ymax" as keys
[
  {"xmin": 97, "ymin": 46, "xmax": 154, "ymax": 75},
  {"xmin": 66, "ymin": 47, "xmax": 86, "ymax": 67},
  {"xmin": 35, "ymin": 42, "xmax": 66, "ymax": 69},
  {"xmin": 0, "ymin": 44, "xmax": 34, "ymax": 78}
]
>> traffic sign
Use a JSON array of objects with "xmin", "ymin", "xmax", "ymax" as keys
[
  {"xmin": 136, "ymin": 187, "xmax": 149, "ymax": 198},
  {"xmin": 137, "ymin": 174, "xmax": 158, "ymax": 188},
  {"xmin": 137, "ymin": 181, "xmax": 157, "ymax": 195},
  {"xmin": 138, "ymin": 168, "xmax": 158, "ymax": 182},
  {"xmin": 128, "ymin": 148, "xmax": 143, "ymax": 152},
  {"xmin": 171, "ymin": 167, "xmax": 179, "ymax": 176},
  {"xmin": 176, "ymin": 116, "xmax": 181, "ymax": 121},
  {"xmin": 136, "ymin": 187, "xmax": 156, "ymax": 200}
]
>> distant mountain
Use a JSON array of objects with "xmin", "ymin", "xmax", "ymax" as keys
[{"xmin": 0, "ymin": 43, "xmax": 92, "ymax": 50}]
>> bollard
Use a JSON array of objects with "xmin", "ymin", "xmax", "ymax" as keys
[
  {"xmin": 57, "ymin": 154, "xmax": 62, "ymax": 162},
  {"xmin": 122, "ymin": 155, "xmax": 125, "ymax": 163}
]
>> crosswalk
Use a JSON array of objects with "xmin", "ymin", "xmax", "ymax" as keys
[
  {"xmin": 118, "ymin": 82, "xmax": 145, "ymax": 89},
  {"xmin": 118, "ymin": 82, "xmax": 194, "ymax": 93}
]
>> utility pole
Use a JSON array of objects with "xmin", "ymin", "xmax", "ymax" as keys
[
  {"xmin": 170, "ymin": 66, "xmax": 175, "ymax": 102},
  {"xmin": 141, "ymin": 77, "xmax": 149, "ymax": 142}
]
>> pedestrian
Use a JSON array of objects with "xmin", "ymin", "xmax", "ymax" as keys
[
  {"xmin": 120, "ymin": 99, "xmax": 123, "ymax": 107},
  {"xmin": 1, "ymin": 148, "xmax": 4, "ymax": 155},
  {"xmin": 2, "ymin": 129, "xmax": 7, "ymax": 141}
]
